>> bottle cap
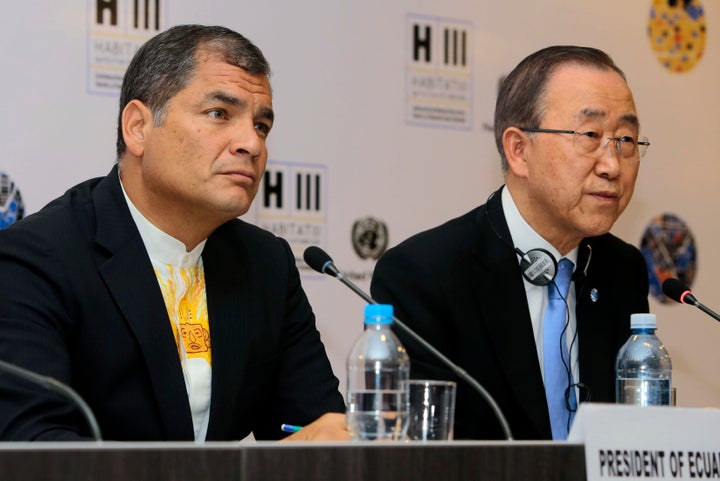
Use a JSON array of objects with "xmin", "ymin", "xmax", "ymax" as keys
[
  {"xmin": 630, "ymin": 313, "xmax": 657, "ymax": 329},
  {"xmin": 364, "ymin": 304, "xmax": 393, "ymax": 324}
]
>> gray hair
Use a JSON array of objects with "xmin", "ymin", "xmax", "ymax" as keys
[
  {"xmin": 116, "ymin": 24, "xmax": 271, "ymax": 159},
  {"xmin": 494, "ymin": 46, "xmax": 626, "ymax": 172}
]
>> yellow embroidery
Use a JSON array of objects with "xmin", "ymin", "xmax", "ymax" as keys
[{"xmin": 154, "ymin": 263, "xmax": 212, "ymax": 365}]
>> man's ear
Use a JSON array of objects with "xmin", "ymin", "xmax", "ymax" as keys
[
  {"xmin": 121, "ymin": 100, "xmax": 153, "ymax": 157},
  {"xmin": 502, "ymin": 127, "xmax": 531, "ymax": 179}
]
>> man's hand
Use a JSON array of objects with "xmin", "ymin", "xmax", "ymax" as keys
[{"xmin": 281, "ymin": 413, "xmax": 350, "ymax": 441}]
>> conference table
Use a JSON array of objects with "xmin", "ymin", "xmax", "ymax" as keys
[{"xmin": 0, "ymin": 440, "xmax": 586, "ymax": 480}]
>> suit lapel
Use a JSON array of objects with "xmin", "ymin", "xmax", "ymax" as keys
[
  {"xmin": 93, "ymin": 168, "xmax": 194, "ymax": 440},
  {"xmin": 574, "ymin": 238, "xmax": 618, "ymax": 402},
  {"xmin": 471, "ymin": 191, "xmax": 551, "ymax": 437}
]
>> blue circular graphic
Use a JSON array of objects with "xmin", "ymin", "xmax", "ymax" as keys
[
  {"xmin": 640, "ymin": 213, "xmax": 697, "ymax": 303},
  {"xmin": 0, "ymin": 170, "xmax": 24, "ymax": 229}
]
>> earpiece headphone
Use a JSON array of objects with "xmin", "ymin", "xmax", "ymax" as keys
[
  {"xmin": 484, "ymin": 189, "xmax": 592, "ymax": 286},
  {"xmin": 514, "ymin": 246, "xmax": 558, "ymax": 286}
]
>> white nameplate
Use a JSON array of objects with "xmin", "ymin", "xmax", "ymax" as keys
[{"xmin": 568, "ymin": 403, "xmax": 720, "ymax": 480}]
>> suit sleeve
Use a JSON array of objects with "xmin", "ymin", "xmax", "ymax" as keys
[
  {"xmin": 370, "ymin": 242, "xmax": 458, "ymax": 383},
  {"xmin": 0, "ymin": 223, "xmax": 89, "ymax": 440},
  {"xmin": 251, "ymin": 237, "xmax": 345, "ymax": 440}
]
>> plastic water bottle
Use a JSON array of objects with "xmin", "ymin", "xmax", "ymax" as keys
[
  {"xmin": 615, "ymin": 313, "xmax": 672, "ymax": 406},
  {"xmin": 346, "ymin": 304, "xmax": 410, "ymax": 440}
]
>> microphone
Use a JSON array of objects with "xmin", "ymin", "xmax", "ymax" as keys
[
  {"xmin": 662, "ymin": 278, "xmax": 720, "ymax": 323},
  {"xmin": 0, "ymin": 360, "xmax": 102, "ymax": 440},
  {"xmin": 303, "ymin": 246, "xmax": 514, "ymax": 441}
]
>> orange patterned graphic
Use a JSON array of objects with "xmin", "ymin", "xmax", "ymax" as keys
[
  {"xmin": 155, "ymin": 264, "xmax": 212, "ymax": 365},
  {"xmin": 648, "ymin": 0, "xmax": 706, "ymax": 73},
  {"xmin": 180, "ymin": 323, "xmax": 211, "ymax": 354}
]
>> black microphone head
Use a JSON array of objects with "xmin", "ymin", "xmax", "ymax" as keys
[
  {"xmin": 303, "ymin": 246, "xmax": 337, "ymax": 277},
  {"xmin": 662, "ymin": 278, "xmax": 692, "ymax": 304}
]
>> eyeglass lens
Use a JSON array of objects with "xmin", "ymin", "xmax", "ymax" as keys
[{"xmin": 574, "ymin": 134, "xmax": 649, "ymax": 158}]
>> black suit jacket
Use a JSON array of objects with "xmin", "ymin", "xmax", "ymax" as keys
[
  {"xmin": 0, "ymin": 166, "xmax": 344, "ymax": 441},
  {"xmin": 370, "ymin": 188, "xmax": 649, "ymax": 440}
]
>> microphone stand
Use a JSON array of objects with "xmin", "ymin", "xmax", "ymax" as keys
[
  {"xmin": 0, "ymin": 360, "xmax": 102, "ymax": 441},
  {"xmin": 684, "ymin": 296, "xmax": 720, "ymax": 322},
  {"xmin": 330, "ymin": 269, "xmax": 514, "ymax": 441},
  {"xmin": 663, "ymin": 278, "xmax": 720, "ymax": 323}
]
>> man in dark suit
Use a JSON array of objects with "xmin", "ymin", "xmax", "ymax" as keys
[
  {"xmin": 371, "ymin": 46, "xmax": 650, "ymax": 440},
  {"xmin": 0, "ymin": 25, "xmax": 346, "ymax": 441}
]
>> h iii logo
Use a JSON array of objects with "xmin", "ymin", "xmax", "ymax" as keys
[
  {"xmin": 257, "ymin": 161, "xmax": 327, "ymax": 258},
  {"xmin": 410, "ymin": 19, "xmax": 468, "ymax": 68},
  {"xmin": 95, "ymin": 0, "xmax": 161, "ymax": 31},
  {"xmin": 88, "ymin": 0, "xmax": 165, "ymax": 94},
  {"xmin": 405, "ymin": 14, "xmax": 473, "ymax": 129},
  {"xmin": 262, "ymin": 165, "xmax": 324, "ymax": 215}
]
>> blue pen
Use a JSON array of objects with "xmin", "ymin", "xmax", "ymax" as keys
[{"xmin": 280, "ymin": 424, "xmax": 303, "ymax": 433}]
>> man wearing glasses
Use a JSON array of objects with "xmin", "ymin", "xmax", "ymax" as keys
[{"xmin": 371, "ymin": 46, "xmax": 650, "ymax": 440}]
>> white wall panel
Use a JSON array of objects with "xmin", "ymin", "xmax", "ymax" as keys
[{"xmin": 1, "ymin": 0, "xmax": 716, "ymax": 411}]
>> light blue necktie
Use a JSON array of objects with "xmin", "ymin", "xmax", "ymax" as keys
[{"xmin": 543, "ymin": 258, "xmax": 576, "ymax": 440}]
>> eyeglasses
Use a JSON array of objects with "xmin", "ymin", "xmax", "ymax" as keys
[{"xmin": 519, "ymin": 127, "xmax": 650, "ymax": 159}]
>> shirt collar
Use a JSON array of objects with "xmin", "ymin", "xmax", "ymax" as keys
[
  {"xmin": 501, "ymin": 186, "xmax": 578, "ymax": 267},
  {"xmin": 119, "ymin": 178, "xmax": 206, "ymax": 267}
]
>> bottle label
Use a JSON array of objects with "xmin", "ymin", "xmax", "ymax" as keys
[{"xmin": 616, "ymin": 378, "xmax": 672, "ymax": 406}]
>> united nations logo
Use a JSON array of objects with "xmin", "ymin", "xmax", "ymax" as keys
[
  {"xmin": 0, "ymin": 170, "xmax": 24, "ymax": 229},
  {"xmin": 351, "ymin": 217, "xmax": 388, "ymax": 260}
]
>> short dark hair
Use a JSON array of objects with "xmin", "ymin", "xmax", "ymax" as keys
[
  {"xmin": 493, "ymin": 46, "xmax": 626, "ymax": 172},
  {"xmin": 116, "ymin": 24, "xmax": 271, "ymax": 159}
]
